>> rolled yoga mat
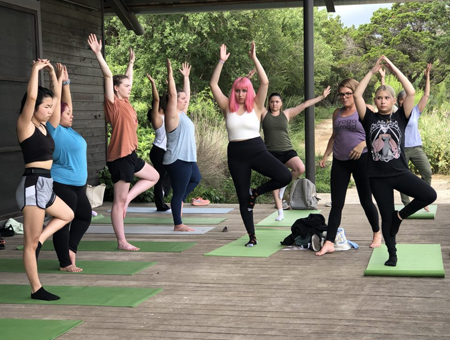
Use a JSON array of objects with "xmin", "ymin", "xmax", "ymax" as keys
[
  {"xmin": 17, "ymin": 240, "xmax": 196, "ymax": 252},
  {"xmin": 1, "ymin": 318, "xmax": 83, "ymax": 340},
  {"xmin": 0, "ymin": 284, "xmax": 163, "ymax": 307},
  {"xmin": 112, "ymin": 207, "xmax": 234, "ymax": 214},
  {"xmin": 256, "ymin": 209, "xmax": 321, "ymax": 227},
  {"xmin": 364, "ymin": 244, "xmax": 445, "ymax": 278},
  {"xmin": 394, "ymin": 204, "xmax": 437, "ymax": 219},
  {"xmin": 86, "ymin": 225, "xmax": 215, "ymax": 235},
  {"xmin": 205, "ymin": 229, "xmax": 290, "ymax": 258},
  {"xmin": 0, "ymin": 258, "xmax": 156, "ymax": 275},
  {"xmin": 91, "ymin": 216, "xmax": 226, "ymax": 225}
]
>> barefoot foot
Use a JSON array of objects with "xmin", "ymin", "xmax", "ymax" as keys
[
  {"xmin": 60, "ymin": 264, "xmax": 83, "ymax": 273},
  {"xmin": 316, "ymin": 240, "xmax": 334, "ymax": 256},
  {"xmin": 118, "ymin": 242, "xmax": 140, "ymax": 251},
  {"xmin": 174, "ymin": 224, "xmax": 195, "ymax": 232},
  {"xmin": 424, "ymin": 205, "xmax": 430, "ymax": 212},
  {"xmin": 370, "ymin": 231, "xmax": 382, "ymax": 248}
]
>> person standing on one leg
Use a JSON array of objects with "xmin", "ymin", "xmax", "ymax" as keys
[
  {"xmin": 317, "ymin": 78, "xmax": 380, "ymax": 256},
  {"xmin": 210, "ymin": 42, "xmax": 291, "ymax": 247},
  {"xmin": 16, "ymin": 59, "xmax": 74, "ymax": 300},
  {"xmin": 88, "ymin": 34, "xmax": 159, "ymax": 251},
  {"xmin": 354, "ymin": 56, "xmax": 436, "ymax": 267},
  {"xmin": 262, "ymin": 88, "xmax": 330, "ymax": 221}
]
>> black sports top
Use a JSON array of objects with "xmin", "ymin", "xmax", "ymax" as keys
[{"xmin": 19, "ymin": 125, "xmax": 55, "ymax": 164}]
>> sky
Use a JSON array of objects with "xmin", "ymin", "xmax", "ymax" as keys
[{"xmin": 328, "ymin": 3, "xmax": 393, "ymax": 27}]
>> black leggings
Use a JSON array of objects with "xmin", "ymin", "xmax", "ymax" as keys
[
  {"xmin": 327, "ymin": 153, "xmax": 379, "ymax": 242},
  {"xmin": 52, "ymin": 182, "xmax": 92, "ymax": 267},
  {"xmin": 370, "ymin": 172, "xmax": 437, "ymax": 255},
  {"xmin": 149, "ymin": 145, "xmax": 171, "ymax": 210},
  {"xmin": 228, "ymin": 137, "xmax": 292, "ymax": 235}
]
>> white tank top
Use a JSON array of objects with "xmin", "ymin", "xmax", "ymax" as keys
[
  {"xmin": 153, "ymin": 115, "xmax": 167, "ymax": 150},
  {"xmin": 226, "ymin": 109, "xmax": 260, "ymax": 141}
]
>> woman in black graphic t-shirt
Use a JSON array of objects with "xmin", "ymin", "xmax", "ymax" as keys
[{"xmin": 354, "ymin": 55, "xmax": 436, "ymax": 267}]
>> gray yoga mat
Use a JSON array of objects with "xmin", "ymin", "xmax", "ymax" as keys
[
  {"xmin": 107, "ymin": 207, "xmax": 234, "ymax": 214},
  {"xmin": 86, "ymin": 225, "xmax": 215, "ymax": 235}
]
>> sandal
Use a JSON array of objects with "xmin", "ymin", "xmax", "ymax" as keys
[
  {"xmin": 0, "ymin": 225, "xmax": 14, "ymax": 237},
  {"xmin": 0, "ymin": 238, "xmax": 5, "ymax": 250}
]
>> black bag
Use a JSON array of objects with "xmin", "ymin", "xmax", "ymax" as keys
[{"xmin": 280, "ymin": 213, "xmax": 327, "ymax": 246}]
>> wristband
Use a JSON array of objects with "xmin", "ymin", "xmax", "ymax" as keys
[
  {"xmin": 219, "ymin": 60, "xmax": 225, "ymax": 64},
  {"xmin": 62, "ymin": 79, "xmax": 71, "ymax": 86}
]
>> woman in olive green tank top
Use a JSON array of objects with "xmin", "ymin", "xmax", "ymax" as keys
[{"xmin": 261, "ymin": 88, "xmax": 330, "ymax": 221}]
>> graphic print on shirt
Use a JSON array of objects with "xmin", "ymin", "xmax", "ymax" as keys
[
  {"xmin": 369, "ymin": 120, "xmax": 401, "ymax": 162},
  {"xmin": 337, "ymin": 118, "xmax": 358, "ymax": 131}
]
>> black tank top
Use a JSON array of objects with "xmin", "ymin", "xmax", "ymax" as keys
[{"xmin": 19, "ymin": 125, "xmax": 55, "ymax": 164}]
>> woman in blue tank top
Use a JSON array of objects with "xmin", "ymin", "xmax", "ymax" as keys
[
  {"xmin": 16, "ymin": 59, "xmax": 74, "ymax": 301},
  {"xmin": 317, "ymin": 78, "xmax": 380, "ymax": 256},
  {"xmin": 46, "ymin": 64, "xmax": 91, "ymax": 273}
]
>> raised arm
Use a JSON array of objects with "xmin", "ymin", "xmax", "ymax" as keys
[
  {"xmin": 382, "ymin": 55, "xmax": 415, "ymax": 118},
  {"xmin": 249, "ymin": 42, "xmax": 269, "ymax": 112},
  {"xmin": 379, "ymin": 67, "xmax": 386, "ymax": 86},
  {"xmin": 354, "ymin": 57, "xmax": 382, "ymax": 121},
  {"xmin": 88, "ymin": 34, "xmax": 114, "ymax": 103},
  {"xmin": 125, "ymin": 47, "xmax": 135, "ymax": 87},
  {"xmin": 179, "ymin": 62, "xmax": 191, "ymax": 110},
  {"xmin": 417, "ymin": 63, "xmax": 431, "ymax": 113},
  {"xmin": 48, "ymin": 63, "xmax": 69, "ymax": 128},
  {"xmin": 46, "ymin": 62, "xmax": 61, "ymax": 122},
  {"xmin": 285, "ymin": 86, "xmax": 331, "ymax": 120},
  {"xmin": 17, "ymin": 59, "xmax": 49, "ymax": 136},
  {"xmin": 165, "ymin": 59, "xmax": 179, "ymax": 132},
  {"xmin": 209, "ymin": 44, "xmax": 230, "ymax": 115},
  {"xmin": 146, "ymin": 73, "xmax": 163, "ymax": 130}
]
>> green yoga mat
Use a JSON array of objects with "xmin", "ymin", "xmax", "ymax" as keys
[
  {"xmin": 91, "ymin": 216, "xmax": 226, "ymax": 225},
  {"xmin": 205, "ymin": 229, "xmax": 290, "ymax": 257},
  {"xmin": 0, "ymin": 284, "xmax": 162, "ymax": 307},
  {"xmin": 256, "ymin": 209, "xmax": 321, "ymax": 227},
  {"xmin": 395, "ymin": 204, "xmax": 437, "ymax": 219},
  {"xmin": 1, "ymin": 318, "xmax": 83, "ymax": 340},
  {"xmin": 364, "ymin": 244, "xmax": 445, "ymax": 277},
  {"xmin": 17, "ymin": 241, "xmax": 196, "ymax": 252},
  {"xmin": 0, "ymin": 259, "xmax": 156, "ymax": 275}
]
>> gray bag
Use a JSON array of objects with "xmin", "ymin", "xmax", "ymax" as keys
[{"xmin": 289, "ymin": 178, "xmax": 319, "ymax": 210}]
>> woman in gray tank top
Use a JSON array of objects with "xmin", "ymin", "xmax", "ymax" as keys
[{"xmin": 317, "ymin": 78, "xmax": 380, "ymax": 256}]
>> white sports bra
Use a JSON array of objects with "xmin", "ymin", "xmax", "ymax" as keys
[{"xmin": 226, "ymin": 109, "xmax": 260, "ymax": 142}]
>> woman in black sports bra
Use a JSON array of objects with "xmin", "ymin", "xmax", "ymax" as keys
[{"xmin": 16, "ymin": 59, "xmax": 74, "ymax": 301}]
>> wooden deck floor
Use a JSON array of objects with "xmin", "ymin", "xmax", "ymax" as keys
[{"xmin": 0, "ymin": 201, "xmax": 449, "ymax": 339}]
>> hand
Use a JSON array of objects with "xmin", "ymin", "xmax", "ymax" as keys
[
  {"xmin": 56, "ymin": 63, "xmax": 69, "ymax": 82},
  {"xmin": 370, "ymin": 57, "xmax": 383, "ymax": 74},
  {"xmin": 349, "ymin": 143, "xmax": 364, "ymax": 160},
  {"xmin": 246, "ymin": 68, "xmax": 256, "ymax": 79},
  {"xmin": 179, "ymin": 62, "xmax": 191, "ymax": 77},
  {"xmin": 87, "ymin": 34, "xmax": 102, "ymax": 54},
  {"xmin": 322, "ymin": 86, "xmax": 331, "ymax": 99},
  {"xmin": 378, "ymin": 67, "xmax": 386, "ymax": 78},
  {"xmin": 129, "ymin": 47, "xmax": 135, "ymax": 64},
  {"xmin": 424, "ymin": 63, "xmax": 432, "ymax": 78},
  {"xmin": 43, "ymin": 61, "xmax": 55, "ymax": 74},
  {"xmin": 32, "ymin": 59, "xmax": 50, "ymax": 71},
  {"xmin": 319, "ymin": 157, "xmax": 328, "ymax": 168},
  {"xmin": 380, "ymin": 55, "xmax": 395, "ymax": 72},
  {"xmin": 248, "ymin": 41, "xmax": 256, "ymax": 60},
  {"xmin": 220, "ymin": 44, "xmax": 230, "ymax": 62},
  {"xmin": 166, "ymin": 59, "xmax": 172, "ymax": 73},
  {"xmin": 146, "ymin": 73, "xmax": 155, "ymax": 83}
]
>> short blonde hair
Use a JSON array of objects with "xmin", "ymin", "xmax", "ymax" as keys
[{"xmin": 338, "ymin": 78, "xmax": 359, "ymax": 92}]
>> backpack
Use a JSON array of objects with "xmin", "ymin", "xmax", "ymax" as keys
[{"xmin": 289, "ymin": 178, "xmax": 319, "ymax": 210}]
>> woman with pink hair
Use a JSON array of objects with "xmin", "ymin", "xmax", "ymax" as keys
[{"xmin": 210, "ymin": 42, "xmax": 291, "ymax": 247}]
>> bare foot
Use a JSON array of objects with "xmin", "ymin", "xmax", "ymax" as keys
[
  {"xmin": 181, "ymin": 202, "xmax": 184, "ymax": 217},
  {"xmin": 69, "ymin": 250, "xmax": 77, "ymax": 267},
  {"xmin": 316, "ymin": 240, "xmax": 335, "ymax": 256},
  {"xmin": 60, "ymin": 264, "xmax": 83, "ymax": 273},
  {"xmin": 174, "ymin": 224, "xmax": 194, "ymax": 232},
  {"xmin": 370, "ymin": 231, "xmax": 382, "ymax": 248},
  {"xmin": 118, "ymin": 242, "xmax": 140, "ymax": 251},
  {"xmin": 424, "ymin": 206, "xmax": 430, "ymax": 212}
]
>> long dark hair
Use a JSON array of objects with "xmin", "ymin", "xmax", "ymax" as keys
[{"xmin": 20, "ymin": 86, "xmax": 53, "ymax": 113}]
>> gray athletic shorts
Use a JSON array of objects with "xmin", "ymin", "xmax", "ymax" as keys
[{"xmin": 16, "ymin": 169, "xmax": 56, "ymax": 211}]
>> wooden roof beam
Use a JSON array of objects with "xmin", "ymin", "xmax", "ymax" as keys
[{"xmin": 105, "ymin": 0, "xmax": 145, "ymax": 35}]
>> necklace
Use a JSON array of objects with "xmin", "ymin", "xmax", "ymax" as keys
[{"xmin": 31, "ymin": 120, "xmax": 44, "ymax": 129}]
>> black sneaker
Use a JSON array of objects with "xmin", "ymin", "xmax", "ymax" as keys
[{"xmin": 245, "ymin": 235, "xmax": 258, "ymax": 247}]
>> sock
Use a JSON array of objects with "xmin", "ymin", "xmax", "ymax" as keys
[
  {"xmin": 384, "ymin": 254, "xmax": 398, "ymax": 267},
  {"xmin": 390, "ymin": 211, "xmax": 403, "ymax": 236},
  {"xmin": 31, "ymin": 286, "xmax": 60, "ymax": 301},
  {"xmin": 275, "ymin": 209, "xmax": 284, "ymax": 221},
  {"xmin": 279, "ymin": 186, "xmax": 287, "ymax": 200},
  {"xmin": 35, "ymin": 241, "xmax": 42, "ymax": 263}
]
